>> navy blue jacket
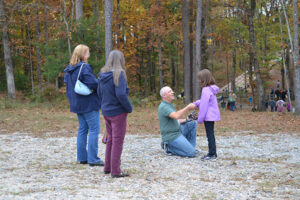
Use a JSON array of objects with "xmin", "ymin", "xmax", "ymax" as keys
[
  {"xmin": 64, "ymin": 61, "xmax": 101, "ymax": 114},
  {"xmin": 97, "ymin": 71, "xmax": 132, "ymax": 117}
]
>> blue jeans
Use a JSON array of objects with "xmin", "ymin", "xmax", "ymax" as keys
[
  {"xmin": 230, "ymin": 101, "xmax": 236, "ymax": 111},
  {"xmin": 77, "ymin": 110, "xmax": 101, "ymax": 163},
  {"xmin": 167, "ymin": 120, "xmax": 197, "ymax": 157}
]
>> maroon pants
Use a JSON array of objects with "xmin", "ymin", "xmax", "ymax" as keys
[{"xmin": 103, "ymin": 112, "xmax": 128, "ymax": 175}]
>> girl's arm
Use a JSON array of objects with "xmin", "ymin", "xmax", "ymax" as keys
[
  {"xmin": 193, "ymin": 100, "xmax": 201, "ymax": 108},
  {"xmin": 197, "ymin": 87, "xmax": 210, "ymax": 124}
]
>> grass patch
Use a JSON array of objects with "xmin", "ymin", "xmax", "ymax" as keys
[{"xmin": 0, "ymin": 98, "xmax": 300, "ymax": 137}]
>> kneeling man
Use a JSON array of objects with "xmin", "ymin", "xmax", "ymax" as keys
[{"xmin": 158, "ymin": 86, "xmax": 198, "ymax": 157}]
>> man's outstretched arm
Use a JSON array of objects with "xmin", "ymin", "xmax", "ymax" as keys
[{"xmin": 169, "ymin": 103, "xmax": 195, "ymax": 120}]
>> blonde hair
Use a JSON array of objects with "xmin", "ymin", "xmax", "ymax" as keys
[
  {"xmin": 70, "ymin": 44, "xmax": 89, "ymax": 66},
  {"xmin": 197, "ymin": 69, "xmax": 216, "ymax": 88},
  {"xmin": 101, "ymin": 50, "xmax": 126, "ymax": 86}
]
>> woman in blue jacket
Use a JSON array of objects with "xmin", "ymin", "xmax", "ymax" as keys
[
  {"xmin": 64, "ymin": 44, "xmax": 104, "ymax": 166},
  {"xmin": 98, "ymin": 50, "xmax": 132, "ymax": 178}
]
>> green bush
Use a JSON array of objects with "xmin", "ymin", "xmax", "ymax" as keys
[
  {"xmin": 29, "ymin": 85, "xmax": 61, "ymax": 103},
  {"xmin": 15, "ymin": 71, "xmax": 30, "ymax": 91}
]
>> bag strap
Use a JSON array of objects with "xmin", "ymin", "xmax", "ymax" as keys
[{"xmin": 76, "ymin": 63, "xmax": 85, "ymax": 81}]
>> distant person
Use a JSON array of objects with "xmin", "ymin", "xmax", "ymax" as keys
[
  {"xmin": 275, "ymin": 89, "xmax": 280, "ymax": 101},
  {"xmin": 281, "ymin": 90, "xmax": 287, "ymax": 101},
  {"xmin": 158, "ymin": 86, "xmax": 198, "ymax": 158},
  {"xmin": 221, "ymin": 90, "xmax": 226, "ymax": 109},
  {"xmin": 249, "ymin": 96, "xmax": 253, "ymax": 106},
  {"xmin": 265, "ymin": 100, "xmax": 269, "ymax": 110},
  {"xmin": 64, "ymin": 44, "xmax": 104, "ymax": 167},
  {"xmin": 228, "ymin": 91, "xmax": 237, "ymax": 111},
  {"xmin": 287, "ymin": 103, "xmax": 291, "ymax": 112},
  {"xmin": 270, "ymin": 88, "xmax": 275, "ymax": 100},
  {"xmin": 98, "ymin": 50, "xmax": 132, "ymax": 178},
  {"xmin": 270, "ymin": 100, "xmax": 275, "ymax": 112},
  {"xmin": 276, "ymin": 98, "xmax": 285, "ymax": 112},
  {"xmin": 191, "ymin": 69, "xmax": 220, "ymax": 161},
  {"xmin": 276, "ymin": 80, "xmax": 280, "ymax": 89},
  {"xmin": 221, "ymin": 89, "xmax": 225, "ymax": 102}
]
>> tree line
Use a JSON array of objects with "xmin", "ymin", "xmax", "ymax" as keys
[{"xmin": 0, "ymin": 0, "xmax": 299, "ymax": 114}]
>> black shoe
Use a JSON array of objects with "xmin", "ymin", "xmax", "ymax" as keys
[
  {"xmin": 89, "ymin": 160, "xmax": 105, "ymax": 166},
  {"xmin": 79, "ymin": 161, "xmax": 88, "ymax": 164},
  {"xmin": 104, "ymin": 171, "xmax": 110, "ymax": 174},
  {"xmin": 201, "ymin": 154, "xmax": 217, "ymax": 161},
  {"xmin": 111, "ymin": 172, "xmax": 129, "ymax": 178},
  {"xmin": 161, "ymin": 142, "xmax": 165, "ymax": 149}
]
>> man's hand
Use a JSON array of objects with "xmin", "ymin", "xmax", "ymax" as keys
[
  {"xmin": 169, "ymin": 103, "xmax": 197, "ymax": 120},
  {"xmin": 187, "ymin": 103, "xmax": 196, "ymax": 110}
]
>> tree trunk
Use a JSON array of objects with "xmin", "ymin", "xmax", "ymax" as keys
[
  {"xmin": 278, "ymin": 3, "xmax": 292, "ymax": 107},
  {"xmin": 158, "ymin": 39, "xmax": 163, "ymax": 89},
  {"xmin": 116, "ymin": 0, "xmax": 121, "ymax": 46},
  {"xmin": 231, "ymin": 0, "xmax": 241, "ymax": 94},
  {"xmin": 189, "ymin": 0, "xmax": 194, "ymax": 99},
  {"xmin": 182, "ymin": 0, "xmax": 191, "ymax": 103},
  {"xmin": 105, "ymin": 0, "xmax": 113, "ymax": 61},
  {"xmin": 92, "ymin": 0, "xmax": 100, "ymax": 61},
  {"xmin": 147, "ymin": 49, "xmax": 153, "ymax": 93},
  {"xmin": 71, "ymin": 0, "xmax": 75, "ymax": 21},
  {"xmin": 44, "ymin": 1, "xmax": 49, "ymax": 84},
  {"xmin": 76, "ymin": 0, "xmax": 83, "ymax": 21},
  {"xmin": 171, "ymin": 51, "xmax": 176, "ymax": 89},
  {"xmin": 26, "ymin": 25, "xmax": 34, "ymax": 95},
  {"xmin": 138, "ymin": 52, "xmax": 143, "ymax": 90},
  {"xmin": 293, "ymin": 0, "xmax": 300, "ymax": 114},
  {"xmin": 35, "ymin": 0, "xmax": 42, "ymax": 89},
  {"xmin": 92, "ymin": 0, "xmax": 99, "ymax": 21},
  {"xmin": 248, "ymin": 0, "xmax": 265, "ymax": 111},
  {"xmin": 286, "ymin": 47, "xmax": 294, "ymax": 98},
  {"xmin": 249, "ymin": 52, "xmax": 255, "ymax": 107},
  {"xmin": 226, "ymin": 54, "xmax": 230, "ymax": 91},
  {"xmin": 232, "ymin": 48, "xmax": 236, "ymax": 93},
  {"xmin": 281, "ymin": 67, "xmax": 285, "ymax": 89},
  {"xmin": 63, "ymin": 0, "xmax": 72, "ymax": 58},
  {"xmin": 281, "ymin": 0, "xmax": 294, "ymax": 52},
  {"xmin": 152, "ymin": 47, "xmax": 156, "ymax": 93},
  {"xmin": 0, "ymin": 0, "xmax": 15, "ymax": 99},
  {"xmin": 176, "ymin": 42, "xmax": 180, "ymax": 94}
]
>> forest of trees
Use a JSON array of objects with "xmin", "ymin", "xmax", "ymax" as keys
[{"xmin": 0, "ymin": 0, "xmax": 299, "ymax": 113}]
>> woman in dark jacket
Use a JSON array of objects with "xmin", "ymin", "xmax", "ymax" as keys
[
  {"xmin": 98, "ymin": 50, "xmax": 132, "ymax": 178},
  {"xmin": 64, "ymin": 44, "xmax": 104, "ymax": 166}
]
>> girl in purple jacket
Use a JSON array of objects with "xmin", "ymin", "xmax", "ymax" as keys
[{"xmin": 192, "ymin": 69, "xmax": 220, "ymax": 161}]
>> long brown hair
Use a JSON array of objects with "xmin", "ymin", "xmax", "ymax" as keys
[
  {"xmin": 101, "ymin": 50, "xmax": 126, "ymax": 86},
  {"xmin": 197, "ymin": 69, "xmax": 215, "ymax": 87},
  {"xmin": 70, "ymin": 44, "xmax": 89, "ymax": 66}
]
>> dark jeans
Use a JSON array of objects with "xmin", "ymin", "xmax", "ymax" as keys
[
  {"xmin": 230, "ymin": 101, "xmax": 236, "ymax": 111},
  {"xmin": 204, "ymin": 121, "xmax": 217, "ymax": 156}
]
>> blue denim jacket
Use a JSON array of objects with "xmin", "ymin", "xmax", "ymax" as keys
[{"xmin": 64, "ymin": 61, "xmax": 101, "ymax": 114}]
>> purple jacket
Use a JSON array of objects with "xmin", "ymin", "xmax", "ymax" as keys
[{"xmin": 193, "ymin": 85, "xmax": 221, "ymax": 124}]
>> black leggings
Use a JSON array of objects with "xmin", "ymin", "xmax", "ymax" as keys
[{"xmin": 204, "ymin": 121, "xmax": 217, "ymax": 156}]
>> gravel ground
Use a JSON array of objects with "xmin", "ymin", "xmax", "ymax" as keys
[{"xmin": 0, "ymin": 132, "xmax": 299, "ymax": 200}]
